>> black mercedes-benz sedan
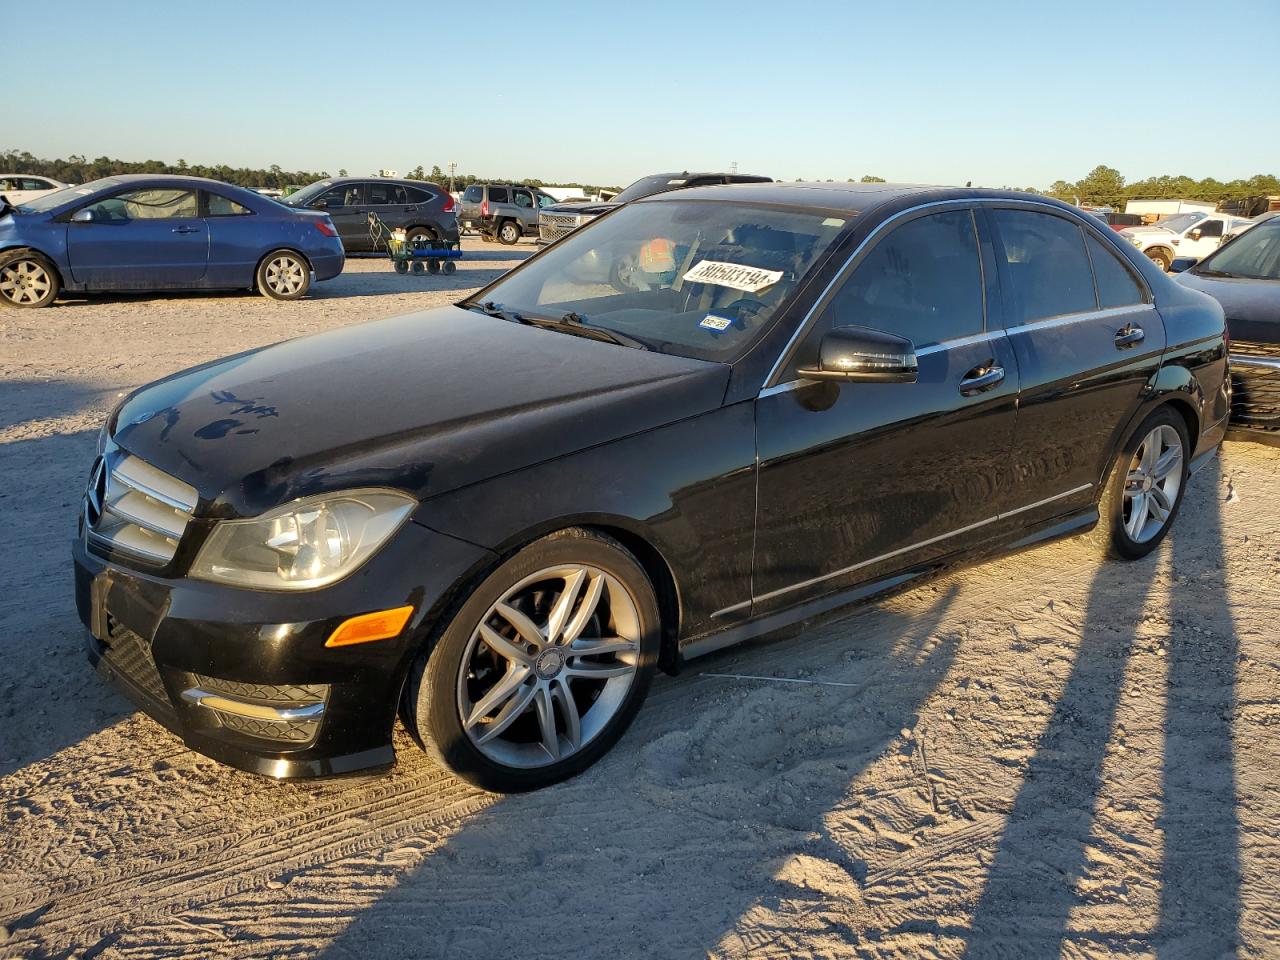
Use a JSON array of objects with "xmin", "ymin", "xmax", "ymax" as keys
[
  {"xmin": 75, "ymin": 183, "xmax": 1230, "ymax": 791},
  {"xmin": 1173, "ymin": 216, "xmax": 1280, "ymax": 444}
]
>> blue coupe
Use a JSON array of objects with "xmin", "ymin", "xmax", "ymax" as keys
[{"xmin": 0, "ymin": 174, "xmax": 345, "ymax": 308}]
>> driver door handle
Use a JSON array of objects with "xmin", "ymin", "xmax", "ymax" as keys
[
  {"xmin": 959, "ymin": 364, "xmax": 1005, "ymax": 396},
  {"xmin": 172, "ymin": 225, "xmax": 201, "ymax": 234},
  {"xmin": 1114, "ymin": 324, "xmax": 1145, "ymax": 349}
]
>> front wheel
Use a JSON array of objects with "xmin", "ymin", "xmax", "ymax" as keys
[
  {"xmin": 497, "ymin": 220, "xmax": 521, "ymax": 245},
  {"xmin": 405, "ymin": 529, "xmax": 660, "ymax": 792},
  {"xmin": 257, "ymin": 250, "xmax": 311, "ymax": 300},
  {"xmin": 1145, "ymin": 248, "xmax": 1172, "ymax": 272},
  {"xmin": 0, "ymin": 250, "xmax": 59, "ymax": 308},
  {"xmin": 1093, "ymin": 407, "xmax": 1190, "ymax": 559}
]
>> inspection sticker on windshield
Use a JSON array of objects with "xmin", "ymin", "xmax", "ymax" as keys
[
  {"xmin": 683, "ymin": 260, "xmax": 783, "ymax": 293},
  {"xmin": 699, "ymin": 314, "xmax": 733, "ymax": 331}
]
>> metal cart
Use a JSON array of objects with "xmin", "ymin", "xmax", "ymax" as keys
[{"xmin": 368, "ymin": 212, "xmax": 461, "ymax": 275}]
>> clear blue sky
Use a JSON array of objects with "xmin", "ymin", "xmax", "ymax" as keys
[{"xmin": 6, "ymin": 0, "xmax": 1278, "ymax": 189}]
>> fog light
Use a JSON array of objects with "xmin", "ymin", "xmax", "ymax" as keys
[{"xmin": 325, "ymin": 606, "xmax": 415, "ymax": 648}]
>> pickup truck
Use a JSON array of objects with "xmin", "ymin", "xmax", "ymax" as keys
[
  {"xmin": 1121, "ymin": 211, "xmax": 1254, "ymax": 270},
  {"xmin": 537, "ymin": 171, "xmax": 772, "ymax": 244}
]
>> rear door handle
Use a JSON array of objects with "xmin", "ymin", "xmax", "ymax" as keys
[
  {"xmin": 172, "ymin": 225, "xmax": 201, "ymax": 234},
  {"xmin": 1114, "ymin": 325, "xmax": 1145, "ymax": 348},
  {"xmin": 404, "ymin": 206, "xmax": 417, "ymax": 212},
  {"xmin": 959, "ymin": 364, "xmax": 1005, "ymax": 396}
]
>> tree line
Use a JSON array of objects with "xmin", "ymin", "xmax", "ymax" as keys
[{"xmin": 1042, "ymin": 164, "xmax": 1280, "ymax": 209}]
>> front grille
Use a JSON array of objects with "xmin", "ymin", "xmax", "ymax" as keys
[
  {"xmin": 539, "ymin": 213, "xmax": 585, "ymax": 243},
  {"xmin": 218, "ymin": 713, "xmax": 318, "ymax": 743},
  {"xmin": 1231, "ymin": 340, "xmax": 1280, "ymax": 431},
  {"xmin": 193, "ymin": 676, "xmax": 329, "ymax": 704},
  {"xmin": 101, "ymin": 616, "xmax": 177, "ymax": 724},
  {"xmin": 188, "ymin": 675, "xmax": 328, "ymax": 745},
  {"xmin": 85, "ymin": 452, "xmax": 198, "ymax": 566}
]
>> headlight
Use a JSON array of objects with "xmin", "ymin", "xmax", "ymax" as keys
[{"xmin": 190, "ymin": 489, "xmax": 416, "ymax": 590}]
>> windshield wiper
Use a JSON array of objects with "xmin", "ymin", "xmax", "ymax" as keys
[
  {"xmin": 555, "ymin": 312, "xmax": 647, "ymax": 349},
  {"xmin": 469, "ymin": 300, "xmax": 532, "ymax": 325},
  {"xmin": 1195, "ymin": 268, "xmax": 1247, "ymax": 279}
]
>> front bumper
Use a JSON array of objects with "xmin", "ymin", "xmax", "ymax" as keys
[
  {"xmin": 74, "ymin": 521, "xmax": 495, "ymax": 778},
  {"xmin": 1229, "ymin": 345, "xmax": 1280, "ymax": 443}
]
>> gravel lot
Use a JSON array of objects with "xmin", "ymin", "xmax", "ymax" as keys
[{"xmin": 2, "ymin": 239, "xmax": 1278, "ymax": 959}]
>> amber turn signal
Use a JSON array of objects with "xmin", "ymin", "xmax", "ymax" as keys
[{"xmin": 325, "ymin": 605, "xmax": 415, "ymax": 648}]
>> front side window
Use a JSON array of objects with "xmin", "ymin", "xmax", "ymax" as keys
[
  {"xmin": 783, "ymin": 209, "xmax": 984, "ymax": 379},
  {"xmin": 83, "ymin": 188, "xmax": 199, "ymax": 222},
  {"xmin": 991, "ymin": 209, "xmax": 1096, "ymax": 324},
  {"xmin": 1194, "ymin": 219, "xmax": 1224, "ymax": 239},
  {"xmin": 469, "ymin": 199, "xmax": 847, "ymax": 362},
  {"xmin": 1086, "ymin": 234, "xmax": 1144, "ymax": 308},
  {"xmin": 207, "ymin": 193, "xmax": 251, "ymax": 217},
  {"xmin": 1196, "ymin": 222, "xmax": 1280, "ymax": 281},
  {"xmin": 315, "ymin": 184, "xmax": 362, "ymax": 208}
]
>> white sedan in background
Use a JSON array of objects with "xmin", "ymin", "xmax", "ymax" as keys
[{"xmin": 0, "ymin": 175, "xmax": 70, "ymax": 206}]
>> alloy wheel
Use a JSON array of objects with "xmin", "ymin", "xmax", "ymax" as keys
[
  {"xmin": 0, "ymin": 259, "xmax": 51, "ymax": 305},
  {"xmin": 457, "ymin": 564, "xmax": 641, "ymax": 769},
  {"xmin": 1122, "ymin": 423, "xmax": 1183, "ymax": 543},
  {"xmin": 264, "ymin": 256, "xmax": 305, "ymax": 296}
]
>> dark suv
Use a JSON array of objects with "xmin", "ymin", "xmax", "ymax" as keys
[
  {"xmin": 538, "ymin": 171, "xmax": 772, "ymax": 244},
  {"xmin": 283, "ymin": 177, "xmax": 458, "ymax": 252},
  {"xmin": 458, "ymin": 184, "xmax": 559, "ymax": 244}
]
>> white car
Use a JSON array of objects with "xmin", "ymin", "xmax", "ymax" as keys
[
  {"xmin": 1120, "ymin": 211, "xmax": 1253, "ymax": 271},
  {"xmin": 0, "ymin": 174, "xmax": 70, "ymax": 207}
]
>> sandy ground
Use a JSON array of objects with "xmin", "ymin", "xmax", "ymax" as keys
[{"xmin": 1, "ymin": 239, "xmax": 1278, "ymax": 959}]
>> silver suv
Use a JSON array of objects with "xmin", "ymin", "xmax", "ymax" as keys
[{"xmin": 458, "ymin": 184, "xmax": 558, "ymax": 244}]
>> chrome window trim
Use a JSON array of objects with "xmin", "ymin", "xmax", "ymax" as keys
[
  {"xmin": 761, "ymin": 196, "xmax": 1156, "ymax": 391},
  {"xmin": 1010, "ymin": 301, "xmax": 1156, "ymax": 334},
  {"xmin": 710, "ymin": 482, "xmax": 1093, "ymax": 617}
]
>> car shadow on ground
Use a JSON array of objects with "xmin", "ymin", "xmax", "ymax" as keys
[
  {"xmin": 307, "ymin": 586, "xmax": 964, "ymax": 960},
  {"xmin": 962, "ymin": 462, "xmax": 1242, "ymax": 957}
]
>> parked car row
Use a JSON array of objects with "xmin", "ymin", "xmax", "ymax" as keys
[
  {"xmin": 75, "ymin": 182, "xmax": 1233, "ymax": 790},
  {"xmin": 1120, "ymin": 210, "xmax": 1255, "ymax": 271}
]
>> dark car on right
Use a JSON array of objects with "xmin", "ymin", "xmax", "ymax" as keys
[
  {"xmin": 1174, "ymin": 216, "xmax": 1280, "ymax": 443},
  {"xmin": 283, "ymin": 177, "xmax": 458, "ymax": 252},
  {"xmin": 537, "ymin": 171, "xmax": 772, "ymax": 244}
]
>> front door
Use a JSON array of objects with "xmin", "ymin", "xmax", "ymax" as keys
[
  {"xmin": 985, "ymin": 206, "xmax": 1166, "ymax": 521},
  {"xmin": 311, "ymin": 182, "xmax": 367, "ymax": 249},
  {"xmin": 1179, "ymin": 217, "xmax": 1225, "ymax": 259},
  {"xmin": 752, "ymin": 206, "xmax": 1020, "ymax": 615},
  {"xmin": 67, "ymin": 187, "xmax": 208, "ymax": 288}
]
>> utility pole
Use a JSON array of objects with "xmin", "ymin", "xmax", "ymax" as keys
[
  {"xmin": 730, "ymin": 160, "xmax": 738, "ymax": 174},
  {"xmin": 448, "ymin": 161, "xmax": 456, "ymax": 195}
]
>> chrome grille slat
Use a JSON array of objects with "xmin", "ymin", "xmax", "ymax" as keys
[{"xmin": 84, "ymin": 451, "xmax": 197, "ymax": 567}]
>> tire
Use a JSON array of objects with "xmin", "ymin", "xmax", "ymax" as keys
[
  {"xmin": 394, "ymin": 260, "xmax": 409, "ymax": 275},
  {"xmin": 443, "ymin": 261, "xmax": 457, "ymax": 275},
  {"xmin": 411, "ymin": 261, "xmax": 425, "ymax": 275},
  {"xmin": 0, "ymin": 249, "xmax": 59, "ymax": 308},
  {"xmin": 407, "ymin": 226, "xmax": 436, "ymax": 245},
  {"xmin": 427, "ymin": 260, "xmax": 440, "ymax": 275},
  {"xmin": 405, "ymin": 528, "xmax": 661, "ymax": 792},
  {"xmin": 1145, "ymin": 247, "xmax": 1172, "ymax": 271},
  {"xmin": 497, "ymin": 220, "xmax": 521, "ymax": 245},
  {"xmin": 257, "ymin": 250, "xmax": 311, "ymax": 300},
  {"xmin": 1092, "ymin": 407, "xmax": 1191, "ymax": 560}
]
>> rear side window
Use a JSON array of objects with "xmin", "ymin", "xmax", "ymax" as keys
[
  {"xmin": 462, "ymin": 185, "xmax": 482, "ymax": 202},
  {"xmin": 207, "ymin": 193, "xmax": 251, "ymax": 217},
  {"xmin": 1086, "ymin": 234, "xmax": 1144, "ymax": 308},
  {"xmin": 406, "ymin": 186, "xmax": 434, "ymax": 203},
  {"xmin": 991, "ymin": 209, "xmax": 1096, "ymax": 324},
  {"xmin": 488, "ymin": 186, "xmax": 510, "ymax": 204}
]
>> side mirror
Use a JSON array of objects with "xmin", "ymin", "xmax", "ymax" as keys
[
  {"xmin": 70, "ymin": 208, "xmax": 96, "ymax": 224},
  {"xmin": 797, "ymin": 325, "xmax": 918, "ymax": 384},
  {"xmin": 1187, "ymin": 228, "xmax": 1202, "ymax": 241},
  {"xmin": 310, "ymin": 199, "xmax": 332, "ymax": 210},
  {"xmin": 1169, "ymin": 256, "xmax": 1199, "ymax": 273}
]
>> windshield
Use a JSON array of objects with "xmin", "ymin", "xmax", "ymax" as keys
[
  {"xmin": 281, "ymin": 181, "xmax": 331, "ymax": 206},
  {"xmin": 17, "ymin": 178, "xmax": 122, "ymax": 213},
  {"xmin": 467, "ymin": 199, "xmax": 849, "ymax": 362},
  {"xmin": 611, "ymin": 175, "xmax": 696, "ymax": 204},
  {"xmin": 1152, "ymin": 212, "xmax": 1205, "ymax": 234},
  {"xmin": 1196, "ymin": 222, "xmax": 1280, "ymax": 281}
]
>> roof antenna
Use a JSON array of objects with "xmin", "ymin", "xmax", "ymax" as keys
[{"xmin": 965, "ymin": 180, "xmax": 972, "ymax": 188}]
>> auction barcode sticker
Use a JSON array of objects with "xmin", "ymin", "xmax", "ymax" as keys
[{"xmin": 682, "ymin": 260, "xmax": 783, "ymax": 293}]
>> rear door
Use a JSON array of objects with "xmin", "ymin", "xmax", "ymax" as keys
[
  {"xmin": 367, "ymin": 181, "xmax": 413, "ymax": 236},
  {"xmin": 752, "ymin": 205, "xmax": 1020, "ymax": 615},
  {"xmin": 986, "ymin": 205, "xmax": 1163, "ymax": 521},
  {"xmin": 67, "ymin": 186, "xmax": 208, "ymax": 288}
]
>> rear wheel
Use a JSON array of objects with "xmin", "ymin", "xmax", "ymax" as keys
[
  {"xmin": 407, "ymin": 226, "xmax": 436, "ymax": 245},
  {"xmin": 0, "ymin": 250, "xmax": 59, "ymax": 308},
  {"xmin": 1145, "ymin": 247, "xmax": 1172, "ymax": 271},
  {"xmin": 497, "ymin": 220, "xmax": 521, "ymax": 245},
  {"xmin": 443, "ymin": 260, "xmax": 457, "ymax": 275},
  {"xmin": 257, "ymin": 250, "xmax": 310, "ymax": 300},
  {"xmin": 410, "ymin": 261, "xmax": 425, "ymax": 275},
  {"xmin": 405, "ymin": 528, "xmax": 660, "ymax": 792},
  {"xmin": 1093, "ymin": 407, "xmax": 1190, "ymax": 559}
]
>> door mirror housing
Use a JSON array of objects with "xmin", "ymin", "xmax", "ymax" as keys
[
  {"xmin": 797, "ymin": 325, "xmax": 918, "ymax": 384},
  {"xmin": 310, "ymin": 198, "xmax": 334, "ymax": 210},
  {"xmin": 1187, "ymin": 228, "xmax": 1202, "ymax": 241},
  {"xmin": 1169, "ymin": 256, "xmax": 1200, "ymax": 273},
  {"xmin": 70, "ymin": 208, "xmax": 96, "ymax": 224}
]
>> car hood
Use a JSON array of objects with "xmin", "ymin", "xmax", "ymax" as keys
[
  {"xmin": 542, "ymin": 202, "xmax": 616, "ymax": 217},
  {"xmin": 1174, "ymin": 271, "xmax": 1280, "ymax": 343},
  {"xmin": 111, "ymin": 306, "xmax": 730, "ymax": 518},
  {"xmin": 1121, "ymin": 225, "xmax": 1176, "ymax": 238}
]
